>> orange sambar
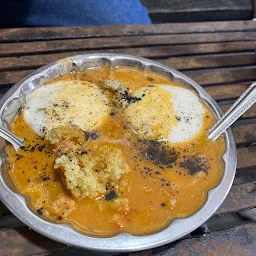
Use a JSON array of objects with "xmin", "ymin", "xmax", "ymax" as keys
[{"xmin": 7, "ymin": 67, "xmax": 225, "ymax": 236}]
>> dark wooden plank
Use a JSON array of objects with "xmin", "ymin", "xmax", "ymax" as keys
[
  {"xmin": 2, "ymin": 223, "xmax": 256, "ymax": 256},
  {"xmin": 129, "ymin": 223, "xmax": 256, "ymax": 256},
  {"xmin": 221, "ymin": 103, "xmax": 256, "ymax": 120},
  {"xmin": 143, "ymin": 0, "xmax": 252, "ymax": 13},
  {"xmin": 1, "ymin": 21, "xmax": 256, "ymax": 42},
  {"xmin": 1, "ymin": 52, "xmax": 256, "ymax": 82},
  {"xmin": 161, "ymin": 52, "xmax": 256, "ymax": 71},
  {"xmin": 0, "ymin": 70, "xmax": 32, "ymax": 85},
  {"xmin": 142, "ymin": 0, "xmax": 253, "ymax": 23},
  {"xmin": 233, "ymin": 124, "xmax": 256, "ymax": 147},
  {"xmin": 216, "ymin": 182, "xmax": 256, "ymax": 215},
  {"xmin": 0, "ymin": 227, "xmax": 67, "ymax": 256},
  {"xmin": 253, "ymin": 0, "xmax": 256, "ymax": 18},
  {"xmin": 188, "ymin": 67, "xmax": 256, "ymax": 86},
  {"xmin": 237, "ymin": 147, "xmax": 256, "ymax": 170},
  {"xmin": 1, "ymin": 31, "xmax": 256, "ymax": 56},
  {"xmin": 205, "ymin": 81, "xmax": 251, "ymax": 101},
  {"xmin": 1, "ymin": 41, "xmax": 256, "ymax": 72}
]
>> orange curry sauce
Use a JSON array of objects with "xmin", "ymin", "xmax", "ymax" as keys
[{"xmin": 7, "ymin": 67, "xmax": 225, "ymax": 236}]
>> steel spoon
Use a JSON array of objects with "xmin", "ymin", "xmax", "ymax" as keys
[
  {"xmin": 208, "ymin": 81, "xmax": 256, "ymax": 141},
  {"xmin": 0, "ymin": 125, "xmax": 24, "ymax": 151}
]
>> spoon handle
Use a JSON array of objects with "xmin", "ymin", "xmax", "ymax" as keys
[
  {"xmin": 0, "ymin": 125, "xmax": 24, "ymax": 150},
  {"xmin": 208, "ymin": 81, "xmax": 256, "ymax": 141}
]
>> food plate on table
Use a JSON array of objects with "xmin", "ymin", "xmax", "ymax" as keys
[{"xmin": 0, "ymin": 54, "xmax": 236, "ymax": 252}]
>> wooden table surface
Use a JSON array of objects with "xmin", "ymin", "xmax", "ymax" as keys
[{"xmin": 0, "ymin": 21, "xmax": 256, "ymax": 256}]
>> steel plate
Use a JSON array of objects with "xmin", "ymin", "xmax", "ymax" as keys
[{"xmin": 0, "ymin": 54, "xmax": 237, "ymax": 252}]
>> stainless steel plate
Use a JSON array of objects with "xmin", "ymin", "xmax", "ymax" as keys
[{"xmin": 0, "ymin": 54, "xmax": 237, "ymax": 252}]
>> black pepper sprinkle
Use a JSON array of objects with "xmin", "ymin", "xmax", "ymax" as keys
[
  {"xmin": 42, "ymin": 176, "xmax": 50, "ymax": 181},
  {"xmin": 120, "ymin": 90, "xmax": 141, "ymax": 104},
  {"xmin": 105, "ymin": 190, "xmax": 118, "ymax": 201},
  {"xmin": 20, "ymin": 145, "xmax": 30, "ymax": 151},
  {"xmin": 16, "ymin": 154, "xmax": 24, "ymax": 161},
  {"xmin": 85, "ymin": 131, "xmax": 99, "ymax": 141},
  {"xmin": 30, "ymin": 147, "xmax": 35, "ymax": 152},
  {"xmin": 38, "ymin": 145, "xmax": 45, "ymax": 152},
  {"xmin": 179, "ymin": 155, "xmax": 209, "ymax": 175},
  {"xmin": 161, "ymin": 202, "xmax": 166, "ymax": 207},
  {"xmin": 142, "ymin": 140, "xmax": 179, "ymax": 167}
]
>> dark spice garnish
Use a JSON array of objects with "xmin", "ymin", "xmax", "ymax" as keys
[
  {"xmin": 37, "ymin": 208, "xmax": 43, "ymax": 215},
  {"xmin": 179, "ymin": 155, "xmax": 209, "ymax": 175},
  {"xmin": 27, "ymin": 179, "xmax": 30, "ymax": 182},
  {"xmin": 42, "ymin": 176, "xmax": 50, "ymax": 181},
  {"xmin": 57, "ymin": 216, "xmax": 62, "ymax": 220},
  {"xmin": 16, "ymin": 154, "xmax": 24, "ymax": 161},
  {"xmin": 105, "ymin": 190, "xmax": 118, "ymax": 201},
  {"xmin": 30, "ymin": 146, "xmax": 35, "ymax": 152},
  {"xmin": 38, "ymin": 145, "xmax": 45, "ymax": 152},
  {"xmin": 142, "ymin": 140, "xmax": 179, "ymax": 167},
  {"xmin": 147, "ymin": 77, "xmax": 154, "ymax": 82},
  {"xmin": 85, "ymin": 131, "xmax": 99, "ymax": 141},
  {"xmin": 140, "ymin": 166, "xmax": 154, "ymax": 177},
  {"xmin": 161, "ymin": 202, "xmax": 166, "ymax": 207},
  {"xmin": 20, "ymin": 145, "xmax": 30, "ymax": 151},
  {"xmin": 175, "ymin": 116, "xmax": 181, "ymax": 121},
  {"xmin": 120, "ymin": 90, "xmax": 141, "ymax": 104}
]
